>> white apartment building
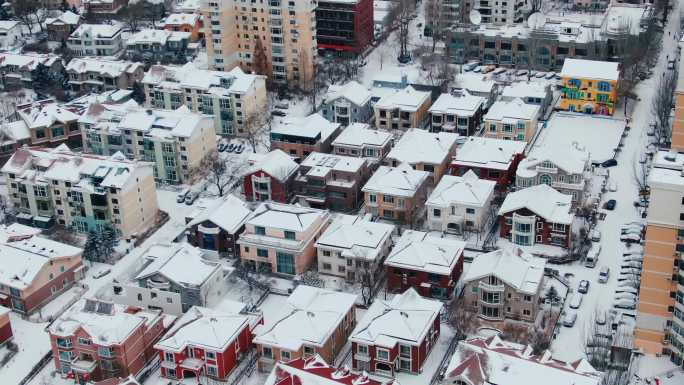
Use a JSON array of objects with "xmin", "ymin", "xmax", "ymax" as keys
[
  {"xmin": 315, "ymin": 214, "xmax": 395, "ymax": 282},
  {"xmin": 66, "ymin": 58, "xmax": 144, "ymax": 93},
  {"xmin": 201, "ymin": 0, "xmax": 318, "ymax": 90},
  {"xmin": 426, "ymin": 170, "xmax": 496, "ymax": 234},
  {"xmin": 142, "ymin": 63, "xmax": 267, "ymax": 136},
  {"xmin": 67, "ymin": 24, "xmax": 124, "ymax": 56},
  {"xmin": 79, "ymin": 103, "xmax": 217, "ymax": 184},
  {"xmin": 1, "ymin": 145, "xmax": 159, "ymax": 238},
  {"xmin": 473, "ymin": 0, "xmax": 529, "ymax": 25}
]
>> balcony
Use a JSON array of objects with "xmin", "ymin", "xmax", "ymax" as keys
[
  {"xmin": 478, "ymin": 281, "xmax": 504, "ymax": 292},
  {"xmin": 56, "ymin": 338, "xmax": 73, "ymax": 349},
  {"xmin": 71, "ymin": 358, "xmax": 97, "ymax": 373},
  {"xmin": 535, "ymin": 165, "xmax": 557, "ymax": 174},
  {"xmin": 551, "ymin": 180, "xmax": 583, "ymax": 191}
]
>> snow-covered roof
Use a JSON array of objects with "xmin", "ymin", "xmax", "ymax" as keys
[
  {"xmin": 374, "ymin": 85, "xmax": 430, "ymax": 112},
  {"xmin": 427, "ymin": 170, "xmax": 496, "ymax": 208},
  {"xmin": 315, "ymin": 215, "xmax": 394, "ymax": 262},
  {"xmin": 0, "ymin": 236, "xmax": 82, "ymax": 290},
  {"xmin": 429, "ymin": 90, "xmax": 485, "ymax": 116},
  {"xmin": 82, "ymin": 103, "xmax": 210, "ymax": 139},
  {"xmin": 253, "ymin": 286, "xmax": 356, "ymax": 351},
  {"xmin": 560, "ymin": 59, "xmax": 620, "ymax": 82},
  {"xmin": 452, "ymin": 136, "xmax": 526, "ymax": 171},
  {"xmin": 0, "ymin": 20, "xmax": 19, "ymax": 31},
  {"xmin": 323, "ymin": 81, "xmax": 371, "ymax": 106},
  {"xmin": 265, "ymin": 355, "xmax": 396, "ymax": 385},
  {"xmin": 2, "ymin": 120, "xmax": 30, "ymax": 143},
  {"xmin": 463, "ymin": 247, "xmax": 546, "ymax": 294},
  {"xmin": 0, "ymin": 223, "xmax": 41, "ymax": 243},
  {"xmin": 350, "ymin": 288, "xmax": 442, "ymax": 348},
  {"xmin": 300, "ymin": 152, "xmax": 367, "ymax": 177},
  {"xmin": 247, "ymin": 149, "xmax": 299, "ymax": 182},
  {"xmin": 446, "ymin": 336, "xmax": 601, "ymax": 385},
  {"xmin": 70, "ymin": 23, "xmax": 122, "ymax": 39},
  {"xmin": 362, "ymin": 165, "xmax": 429, "ymax": 198},
  {"xmin": 16, "ymin": 100, "xmax": 80, "ymax": 129},
  {"xmin": 135, "ymin": 243, "xmax": 219, "ymax": 288},
  {"xmin": 186, "ymin": 194, "xmax": 252, "ymax": 234},
  {"xmin": 50, "ymin": 299, "xmax": 161, "ymax": 346},
  {"xmin": 517, "ymin": 145, "xmax": 589, "ymax": 179},
  {"xmin": 454, "ymin": 73, "xmax": 496, "ymax": 94},
  {"xmin": 484, "ymin": 98, "xmax": 540, "ymax": 122},
  {"xmin": 530, "ymin": 112, "xmax": 624, "ymax": 164},
  {"xmin": 163, "ymin": 13, "xmax": 200, "ymax": 26},
  {"xmin": 247, "ymin": 202, "xmax": 329, "ymax": 232},
  {"xmin": 155, "ymin": 306, "xmax": 249, "ymax": 353},
  {"xmin": 46, "ymin": 11, "xmax": 81, "ymax": 26},
  {"xmin": 387, "ymin": 128, "xmax": 458, "ymax": 166},
  {"xmin": 2, "ymin": 146, "xmax": 152, "ymax": 191},
  {"xmin": 500, "ymin": 82, "xmax": 550, "ymax": 101},
  {"xmin": 648, "ymin": 151, "xmax": 684, "ymax": 187},
  {"xmin": 384, "ymin": 230, "xmax": 465, "ymax": 275},
  {"xmin": 66, "ymin": 58, "xmax": 142, "ymax": 77},
  {"xmin": 271, "ymin": 113, "xmax": 340, "ymax": 142},
  {"xmin": 143, "ymin": 63, "xmax": 264, "ymax": 95},
  {"xmin": 0, "ymin": 53, "xmax": 60, "ymax": 71},
  {"xmin": 331, "ymin": 123, "xmax": 392, "ymax": 149},
  {"xmin": 174, "ymin": 0, "xmax": 201, "ymax": 12},
  {"xmin": 126, "ymin": 29, "xmax": 190, "ymax": 45},
  {"xmin": 498, "ymin": 184, "xmax": 574, "ymax": 224}
]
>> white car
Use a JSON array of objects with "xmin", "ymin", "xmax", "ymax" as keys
[
  {"xmin": 614, "ymin": 292, "xmax": 637, "ymax": 302},
  {"xmin": 618, "ymin": 280, "xmax": 640, "ymax": 289},
  {"xmin": 590, "ymin": 229, "xmax": 601, "ymax": 242},
  {"xmin": 614, "ymin": 299, "xmax": 637, "ymax": 310},
  {"xmin": 595, "ymin": 312, "xmax": 606, "ymax": 325},
  {"xmin": 608, "ymin": 181, "xmax": 618, "ymax": 192},
  {"xmin": 598, "ymin": 266, "xmax": 610, "ymax": 283},
  {"xmin": 562, "ymin": 311, "xmax": 578, "ymax": 327},
  {"xmin": 569, "ymin": 293, "xmax": 583, "ymax": 309},
  {"xmin": 615, "ymin": 288, "xmax": 639, "ymax": 296},
  {"xmin": 92, "ymin": 268, "xmax": 111, "ymax": 279},
  {"xmin": 620, "ymin": 233, "xmax": 641, "ymax": 243},
  {"xmin": 621, "ymin": 261, "xmax": 643, "ymax": 269}
]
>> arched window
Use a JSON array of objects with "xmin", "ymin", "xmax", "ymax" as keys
[{"xmin": 539, "ymin": 174, "xmax": 552, "ymax": 186}]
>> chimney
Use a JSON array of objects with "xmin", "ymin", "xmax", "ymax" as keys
[{"xmin": 400, "ymin": 73, "xmax": 408, "ymax": 88}]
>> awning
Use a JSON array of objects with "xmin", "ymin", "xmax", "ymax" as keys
[
  {"xmin": 179, "ymin": 357, "xmax": 204, "ymax": 371},
  {"xmin": 34, "ymin": 216, "xmax": 52, "ymax": 223}
]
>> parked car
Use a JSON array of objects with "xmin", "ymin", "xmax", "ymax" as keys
[
  {"xmin": 535, "ymin": 71, "xmax": 546, "ymax": 78},
  {"xmin": 620, "ymin": 233, "xmax": 641, "ymax": 243},
  {"xmin": 608, "ymin": 181, "xmax": 618, "ymax": 192},
  {"xmin": 614, "ymin": 292, "xmax": 637, "ymax": 301},
  {"xmin": 595, "ymin": 311, "xmax": 606, "ymax": 325},
  {"xmin": 605, "ymin": 199, "xmax": 617, "ymax": 210},
  {"xmin": 545, "ymin": 72, "xmax": 556, "ymax": 79},
  {"xmin": 218, "ymin": 142, "xmax": 227, "ymax": 152},
  {"xmin": 275, "ymin": 102, "xmax": 289, "ymax": 110},
  {"xmin": 585, "ymin": 243, "xmax": 601, "ymax": 268},
  {"xmin": 92, "ymin": 268, "xmax": 111, "ymax": 279},
  {"xmin": 235, "ymin": 144, "xmax": 245, "ymax": 154},
  {"xmin": 227, "ymin": 143, "xmax": 236, "ymax": 152},
  {"xmin": 569, "ymin": 293, "xmax": 583, "ymax": 309},
  {"xmin": 516, "ymin": 69, "xmax": 527, "ymax": 76},
  {"xmin": 614, "ymin": 299, "xmax": 637, "ymax": 310},
  {"xmin": 176, "ymin": 188, "xmax": 190, "ymax": 203},
  {"xmin": 590, "ymin": 229, "xmax": 601, "ymax": 242},
  {"xmin": 271, "ymin": 110, "xmax": 286, "ymax": 117},
  {"xmin": 562, "ymin": 311, "xmax": 578, "ymax": 327},
  {"xmin": 578, "ymin": 280, "xmax": 590, "ymax": 294},
  {"xmin": 615, "ymin": 288, "xmax": 639, "ymax": 296},
  {"xmin": 598, "ymin": 266, "xmax": 610, "ymax": 283},
  {"xmin": 602, "ymin": 159, "xmax": 618, "ymax": 168},
  {"xmin": 185, "ymin": 190, "xmax": 199, "ymax": 205},
  {"xmin": 618, "ymin": 281, "xmax": 639, "ymax": 289}
]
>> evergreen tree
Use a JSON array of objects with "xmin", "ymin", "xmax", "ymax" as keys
[
  {"xmin": 31, "ymin": 63, "xmax": 52, "ymax": 94},
  {"xmin": 100, "ymin": 224, "xmax": 119, "ymax": 260},
  {"xmin": 130, "ymin": 82, "xmax": 146, "ymax": 104},
  {"xmin": 83, "ymin": 229, "xmax": 101, "ymax": 262}
]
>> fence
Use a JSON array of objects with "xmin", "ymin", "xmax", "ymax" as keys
[{"xmin": 18, "ymin": 352, "xmax": 52, "ymax": 385}]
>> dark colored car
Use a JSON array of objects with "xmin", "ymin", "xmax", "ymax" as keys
[
  {"xmin": 605, "ymin": 199, "xmax": 617, "ymax": 210},
  {"xmin": 602, "ymin": 159, "xmax": 618, "ymax": 168}
]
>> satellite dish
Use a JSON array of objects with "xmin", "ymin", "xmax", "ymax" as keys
[
  {"xmin": 527, "ymin": 12, "xmax": 545, "ymax": 29},
  {"xmin": 469, "ymin": 10, "xmax": 482, "ymax": 26}
]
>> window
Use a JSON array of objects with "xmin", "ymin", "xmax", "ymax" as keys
[
  {"xmin": 281, "ymin": 350, "xmax": 291, "ymax": 361},
  {"xmin": 466, "ymin": 208, "xmax": 475, "ymax": 214},
  {"xmin": 255, "ymin": 226, "xmax": 266, "ymax": 235},
  {"xmin": 257, "ymin": 248, "xmax": 268, "ymax": 258},
  {"xmin": 383, "ymin": 195, "xmax": 394, "ymax": 203},
  {"xmin": 276, "ymin": 252, "xmax": 295, "ymax": 275},
  {"xmin": 207, "ymin": 365, "xmax": 219, "ymax": 376},
  {"xmin": 369, "ymin": 194, "xmax": 377, "ymax": 203},
  {"xmin": 99, "ymin": 346, "xmax": 114, "ymax": 358},
  {"xmin": 284, "ymin": 230, "xmax": 295, "ymax": 240},
  {"xmin": 433, "ymin": 208, "xmax": 441, "ymax": 217},
  {"xmin": 523, "ymin": 295, "xmax": 532, "ymax": 302},
  {"xmin": 357, "ymin": 344, "xmax": 368, "ymax": 355},
  {"xmin": 376, "ymin": 348, "xmax": 390, "ymax": 361},
  {"xmin": 164, "ymin": 352, "xmax": 175, "ymax": 362},
  {"xmin": 78, "ymin": 337, "xmax": 91, "ymax": 346},
  {"xmin": 322, "ymin": 263, "xmax": 331, "ymax": 270},
  {"xmin": 262, "ymin": 346, "xmax": 273, "ymax": 358},
  {"xmin": 303, "ymin": 346, "xmax": 315, "ymax": 357},
  {"xmin": 523, "ymin": 309, "xmax": 531, "ymax": 316}
]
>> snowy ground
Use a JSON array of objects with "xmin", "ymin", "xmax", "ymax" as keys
[{"xmin": 1, "ymin": 313, "xmax": 50, "ymax": 385}]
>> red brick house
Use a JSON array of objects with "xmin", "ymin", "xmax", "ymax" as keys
[
  {"xmin": 349, "ymin": 288, "xmax": 442, "ymax": 376},
  {"xmin": 185, "ymin": 194, "xmax": 252, "ymax": 257},
  {"xmin": 384, "ymin": 230, "xmax": 465, "ymax": 300},
  {"xmin": 268, "ymin": 355, "xmax": 399, "ymax": 385},
  {"xmin": 156, "ymin": 305, "xmax": 263, "ymax": 381},
  {"xmin": 48, "ymin": 299, "xmax": 167, "ymax": 383},
  {"xmin": 0, "ymin": 306, "xmax": 12, "ymax": 345},
  {"xmin": 498, "ymin": 184, "xmax": 574, "ymax": 248},
  {"xmin": 244, "ymin": 150, "xmax": 299, "ymax": 203},
  {"xmin": 451, "ymin": 137, "xmax": 526, "ymax": 190}
]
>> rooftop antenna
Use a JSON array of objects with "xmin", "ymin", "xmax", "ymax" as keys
[{"xmin": 469, "ymin": 10, "xmax": 482, "ymax": 26}]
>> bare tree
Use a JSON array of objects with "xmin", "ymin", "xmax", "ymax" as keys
[
  {"xmin": 117, "ymin": 2, "xmax": 146, "ymax": 33},
  {"xmin": 424, "ymin": 0, "xmax": 444, "ymax": 53},
  {"xmin": 449, "ymin": 295, "xmax": 479, "ymax": 340},
  {"xmin": 651, "ymin": 70, "xmax": 677, "ymax": 147},
  {"xmin": 391, "ymin": 0, "xmax": 415, "ymax": 63},
  {"xmin": 242, "ymin": 112, "xmax": 269, "ymax": 153},
  {"xmin": 191, "ymin": 151, "xmax": 245, "ymax": 197},
  {"xmin": 581, "ymin": 310, "xmax": 613, "ymax": 371},
  {"xmin": 12, "ymin": 0, "xmax": 40, "ymax": 35}
]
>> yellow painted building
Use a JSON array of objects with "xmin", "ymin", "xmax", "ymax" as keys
[{"xmin": 559, "ymin": 59, "xmax": 619, "ymax": 116}]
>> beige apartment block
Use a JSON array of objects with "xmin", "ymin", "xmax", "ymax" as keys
[
  {"xmin": 483, "ymin": 98, "xmax": 540, "ymax": 142},
  {"xmin": 142, "ymin": 64, "xmax": 267, "ymax": 136},
  {"xmin": 1, "ymin": 146, "xmax": 159, "ymax": 239},
  {"xmin": 79, "ymin": 103, "xmax": 216, "ymax": 184},
  {"xmin": 673, "ymin": 58, "xmax": 684, "ymax": 151},
  {"xmin": 635, "ymin": 151, "xmax": 684, "ymax": 362},
  {"xmin": 373, "ymin": 86, "xmax": 432, "ymax": 130},
  {"xmin": 201, "ymin": 0, "xmax": 317, "ymax": 90}
]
